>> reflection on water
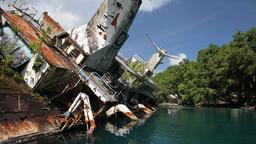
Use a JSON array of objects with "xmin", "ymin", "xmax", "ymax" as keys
[
  {"xmin": 105, "ymin": 121, "xmax": 137, "ymax": 137},
  {"xmin": 31, "ymin": 107, "xmax": 256, "ymax": 144}
]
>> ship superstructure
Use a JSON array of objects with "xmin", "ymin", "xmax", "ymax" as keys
[{"xmin": 0, "ymin": 0, "xmax": 158, "ymax": 138}]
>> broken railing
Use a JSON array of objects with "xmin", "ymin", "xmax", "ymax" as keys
[
  {"xmin": 117, "ymin": 53, "xmax": 130, "ymax": 65},
  {"xmin": 93, "ymin": 72, "xmax": 117, "ymax": 96},
  {"xmin": 78, "ymin": 71, "xmax": 120, "ymax": 103},
  {"xmin": 11, "ymin": 0, "xmax": 42, "ymax": 28},
  {"xmin": 12, "ymin": 0, "xmax": 37, "ymax": 18}
]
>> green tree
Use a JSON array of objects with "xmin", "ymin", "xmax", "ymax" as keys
[{"xmin": 153, "ymin": 27, "xmax": 256, "ymax": 106}]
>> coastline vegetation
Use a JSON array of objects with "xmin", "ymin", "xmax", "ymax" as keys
[{"xmin": 153, "ymin": 28, "xmax": 256, "ymax": 106}]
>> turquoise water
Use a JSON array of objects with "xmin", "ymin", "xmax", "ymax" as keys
[{"xmin": 35, "ymin": 107, "xmax": 256, "ymax": 144}]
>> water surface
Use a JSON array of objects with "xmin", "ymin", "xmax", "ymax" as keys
[{"xmin": 35, "ymin": 107, "xmax": 256, "ymax": 144}]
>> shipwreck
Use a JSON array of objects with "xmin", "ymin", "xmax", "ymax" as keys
[{"xmin": 0, "ymin": 0, "xmax": 175, "ymax": 143}]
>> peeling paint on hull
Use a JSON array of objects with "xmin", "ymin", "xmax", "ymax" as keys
[
  {"xmin": 0, "ymin": 112, "xmax": 88, "ymax": 144},
  {"xmin": 0, "ymin": 115, "xmax": 60, "ymax": 143}
]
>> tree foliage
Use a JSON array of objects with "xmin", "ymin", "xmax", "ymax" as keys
[
  {"xmin": 153, "ymin": 28, "xmax": 256, "ymax": 106},
  {"xmin": 122, "ymin": 60, "xmax": 147, "ymax": 87},
  {"xmin": 0, "ymin": 44, "xmax": 23, "ymax": 81}
]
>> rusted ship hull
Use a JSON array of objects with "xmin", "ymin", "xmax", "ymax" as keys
[{"xmin": 0, "ymin": 0, "xmax": 157, "ymax": 143}]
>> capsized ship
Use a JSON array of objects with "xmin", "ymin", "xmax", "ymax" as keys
[{"xmin": 0, "ymin": 0, "xmax": 160, "ymax": 141}]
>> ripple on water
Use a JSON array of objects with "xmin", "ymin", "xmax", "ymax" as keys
[{"xmin": 33, "ymin": 107, "xmax": 256, "ymax": 144}]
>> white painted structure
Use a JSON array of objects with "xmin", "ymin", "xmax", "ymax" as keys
[
  {"xmin": 69, "ymin": 0, "xmax": 142, "ymax": 73},
  {"xmin": 21, "ymin": 54, "xmax": 49, "ymax": 88}
]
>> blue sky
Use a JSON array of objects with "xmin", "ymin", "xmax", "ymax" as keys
[
  {"xmin": 1, "ymin": 0, "xmax": 256, "ymax": 72},
  {"xmin": 121, "ymin": 0, "xmax": 256, "ymax": 71}
]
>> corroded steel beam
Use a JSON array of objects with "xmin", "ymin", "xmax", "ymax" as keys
[
  {"xmin": 82, "ymin": 93, "xmax": 96, "ymax": 135},
  {"xmin": 0, "ymin": 115, "xmax": 62, "ymax": 143},
  {"xmin": 62, "ymin": 93, "xmax": 96, "ymax": 134},
  {"xmin": 106, "ymin": 104, "xmax": 138, "ymax": 120},
  {"xmin": 136, "ymin": 104, "xmax": 154, "ymax": 115}
]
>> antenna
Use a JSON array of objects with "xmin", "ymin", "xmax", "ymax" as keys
[
  {"xmin": 165, "ymin": 53, "xmax": 179, "ymax": 59},
  {"xmin": 145, "ymin": 33, "xmax": 162, "ymax": 52},
  {"xmin": 145, "ymin": 33, "xmax": 179, "ymax": 59}
]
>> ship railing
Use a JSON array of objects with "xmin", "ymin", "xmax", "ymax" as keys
[
  {"xmin": 78, "ymin": 70, "xmax": 117, "ymax": 102},
  {"xmin": 133, "ymin": 54, "xmax": 147, "ymax": 64},
  {"xmin": 93, "ymin": 72, "xmax": 117, "ymax": 97},
  {"xmin": 117, "ymin": 53, "xmax": 130, "ymax": 65},
  {"xmin": 11, "ymin": 0, "xmax": 42, "ymax": 28},
  {"xmin": 101, "ymin": 73, "xmax": 114, "ymax": 88},
  {"xmin": 12, "ymin": 0, "xmax": 37, "ymax": 18}
]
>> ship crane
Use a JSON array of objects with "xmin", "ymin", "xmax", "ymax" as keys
[{"xmin": 62, "ymin": 93, "xmax": 95, "ymax": 134}]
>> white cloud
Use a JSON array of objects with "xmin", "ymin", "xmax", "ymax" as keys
[
  {"xmin": 35, "ymin": 3, "xmax": 79, "ymax": 30},
  {"xmin": 169, "ymin": 53, "xmax": 186, "ymax": 65},
  {"xmin": 31, "ymin": 0, "xmax": 102, "ymax": 30},
  {"xmin": 1, "ymin": 0, "xmax": 174, "ymax": 29},
  {"xmin": 1, "ymin": 0, "xmax": 101, "ymax": 29},
  {"xmin": 29, "ymin": 0, "xmax": 175, "ymax": 29},
  {"xmin": 34, "ymin": 0, "xmax": 175, "ymax": 28},
  {"xmin": 140, "ymin": 0, "xmax": 174, "ymax": 12}
]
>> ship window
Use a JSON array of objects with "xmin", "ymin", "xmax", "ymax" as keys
[
  {"xmin": 75, "ymin": 54, "xmax": 84, "ymax": 64},
  {"xmin": 70, "ymin": 48, "xmax": 80, "ymax": 58},
  {"xmin": 1, "ymin": 26, "xmax": 32, "ymax": 68},
  {"xmin": 66, "ymin": 45, "xmax": 75, "ymax": 54}
]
